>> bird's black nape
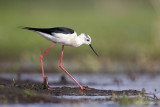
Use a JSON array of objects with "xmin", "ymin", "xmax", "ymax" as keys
[{"xmin": 89, "ymin": 44, "xmax": 98, "ymax": 56}]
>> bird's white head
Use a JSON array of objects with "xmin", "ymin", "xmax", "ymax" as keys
[
  {"xmin": 79, "ymin": 33, "xmax": 91, "ymax": 45},
  {"xmin": 78, "ymin": 33, "xmax": 98, "ymax": 56}
]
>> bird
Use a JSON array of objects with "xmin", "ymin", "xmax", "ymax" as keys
[{"xmin": 23, "ymin": 27, "xmax": 98, "ymax": 90}]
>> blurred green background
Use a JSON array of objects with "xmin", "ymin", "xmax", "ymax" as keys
[{"xmin": 0, "ymin": 0, "xmax": 160, "ymax": 73}]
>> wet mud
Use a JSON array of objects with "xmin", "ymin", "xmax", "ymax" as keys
[{"xmin": 0, "ymin": 77, "xmax": 156, "ymax": 104}]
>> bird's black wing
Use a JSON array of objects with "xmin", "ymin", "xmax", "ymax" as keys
[{"xmin": 23, "ymin": 27, "xmax": 75, "ymax": 35}]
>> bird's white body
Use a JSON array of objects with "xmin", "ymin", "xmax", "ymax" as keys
[
  {"xmin": 36, "ymin": 31, "xmax": 90, "ymax": 47},
  {"xmin": 24, "ymin": 27, "xmax": 98, "ymax": 90}
]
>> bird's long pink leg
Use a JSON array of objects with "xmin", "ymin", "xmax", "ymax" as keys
[
  {"xmin": 40, "ymin": 42, "xmax": 56, "ymax": 84},
  {"xmin": 59, "ymin": 45, "xmax": 91, "ymax": 90}
]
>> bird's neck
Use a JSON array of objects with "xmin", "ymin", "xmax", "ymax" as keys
[{"xmin": 72, "ymin": 36, "xmax": 83, "ymax": 47}]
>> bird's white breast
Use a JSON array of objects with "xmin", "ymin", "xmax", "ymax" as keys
[{"xmin": 36, "ymin": 31, "xmax": 78, "ymax": 46}]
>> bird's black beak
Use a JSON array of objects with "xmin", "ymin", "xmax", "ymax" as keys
[{"xmin": 89, "ymin": 44, "xmax": 98, "ymax": 56}]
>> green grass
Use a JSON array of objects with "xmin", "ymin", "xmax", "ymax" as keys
[{"xmin": 0, "ymin": 0, "xmax": 158, "ymax": 61}]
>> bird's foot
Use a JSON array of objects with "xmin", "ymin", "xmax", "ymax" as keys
[
  {"xmin": 80, "ymin": 86, "xmax": 92, "ymax": 90},
  {"xmin": 48, "ymin": 88, "xmax": 55, "ymax": 90}
]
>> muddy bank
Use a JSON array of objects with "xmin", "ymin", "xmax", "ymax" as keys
[
  {"xmin": 16, "ymin": 83, "xmax": 143, "ymax": 96},
  {"xmin": 0, "ymin": 77, "xmax": 153, "ymax": 104}
]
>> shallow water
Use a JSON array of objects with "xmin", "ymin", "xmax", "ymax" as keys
[
  {"xmin": 1, "ymin": 73, "xmax": 160, "ymax": 107},
  {"xmin": 0, "ymin": 103, "xmax": 120, "ymax": 107},
  {"xmin": 0, "ymin": 102, "xmax": 160, "ymax": 107}
]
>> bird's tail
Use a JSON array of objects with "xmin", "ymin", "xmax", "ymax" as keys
[{"xmin": 22, "ymin": 27, "xmax": 36, "ymax": 31}]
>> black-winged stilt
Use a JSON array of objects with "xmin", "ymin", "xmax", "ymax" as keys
[{"xmin": 24, "ymin": 27, "xmax": 98, "ymax": 90}]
